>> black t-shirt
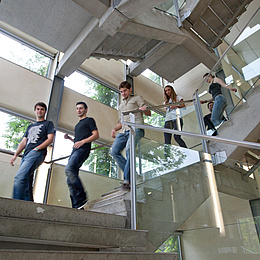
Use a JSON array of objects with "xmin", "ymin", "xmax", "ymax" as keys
[
  {"xmin": 23, "ymin": 120, "xmax": 55, "ymax": 156},
  {"xmin": 74, "ymin": 117, "xmax": 97, "ymax": 150},
  {"xmin": 204, "ymin": 113, "xmax": 215, "ymax": 130},
  {"xmin": 209, "ymin": 82, "xmax": 222, "ymax": 100}
]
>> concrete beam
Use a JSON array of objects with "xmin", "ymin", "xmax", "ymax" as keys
[
  {"xmin": 99, "ymin": 6, "xmax": 129, "ymax": 36},
  {"xmin": 128, "ymin": 42, "xmax": 176, "ymax": 77},
  {"xmin": 72, "ymin": 0, "xmax": 108, "ymax": 19},
  {"xmin": 117, "ymin": 0, "xmax": 168, "ymax": 19},
  {"xmin": 56, "ymin": 18, "xmax": 108, "ymax": 77},
  {"xmin": 119, "ymin": 8, "xmax": 186, "ymax": 45},
  {"xmin": 99, "ymin": 0, "xmax": 168, "ymax": 36}
]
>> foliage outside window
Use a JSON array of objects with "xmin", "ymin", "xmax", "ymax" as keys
[
  {"xmin": 2, "ymin": 115, "xmax": 30, "ymax": 152},
  {"xmin": 0, "ymin": 32, "xmax": 50, "ymax": 77},
  {"xmin": 156, "ymin": 235, "xmax": 179, "ymax": 254},
  {"xmin": 144, "ymin": 110, "xmax": 165, "ymax": 127},
  {"xmin": 84, "ymin": 144, "xmax": 117, "ymax": 178},
  {"xmin": 65, "ymin": 72, "xmax": 118, "ymax": 109},
  {"xmin": 142, "ymin": 69, "xmax": 162, "ymax": 86}
]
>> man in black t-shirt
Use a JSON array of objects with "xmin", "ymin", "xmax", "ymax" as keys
[
  {"xmin": 64, "ymin": 101, "xmax": 99, "ymax": 209},
  {"xmin": 10, "ymin": 102, "xmax": 55, "ymax": 201}
]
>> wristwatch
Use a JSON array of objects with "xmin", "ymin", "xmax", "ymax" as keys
[{"xmin": 35, "ymin": 147, "xmax": 40, "ymax": 151}]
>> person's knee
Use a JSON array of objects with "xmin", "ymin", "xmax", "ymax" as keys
[{"xmin": 111, "ymin": 145, "xmax": 121, "ymax": 157}]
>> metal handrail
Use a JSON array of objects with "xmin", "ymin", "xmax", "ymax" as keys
[
  {"xmin": 0, "ymin": 143, "xmax": 112, "ymax": 164},
  {"xmin": 123, "ymin": 121, "xmax": 260, "ymax": 150},
  {"xmin": 44, "ymin": 142, "xmax": 113, "ymax": 164},
  {"xmin": 122, "ymin": 99, "xmax": 194, "ymax": 115}
]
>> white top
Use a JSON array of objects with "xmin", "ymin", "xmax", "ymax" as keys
[{"xmin": 165, "ymin": 95, "xmax": 183, "ymax": 121}]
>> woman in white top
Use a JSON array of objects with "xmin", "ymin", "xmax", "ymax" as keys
[{"xmin": 164, "ymin": 85, "xmax": 187, "ymax": 148}]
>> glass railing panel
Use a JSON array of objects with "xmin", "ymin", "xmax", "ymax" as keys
[
  {"xmin": 46, "ymin": 163, "xmax": 122, "ymax": 208},
  {"xmin": 135, "ymin": 129, "xmax": 216, "ymax": 246},
  {"xmin": 0, "ymin": 152, "xmax": 20, "ymax": 199}
]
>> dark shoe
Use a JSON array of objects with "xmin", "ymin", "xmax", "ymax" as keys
[
  {"xmin": 77, "ymin": 199, "xmax": 88, "ymax": 209},
  {"xmin": 120, "ymin": 183, "xmax": 130, "ymax": 191}
]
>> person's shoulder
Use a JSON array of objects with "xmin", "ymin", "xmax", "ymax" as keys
[{"xmin": 85, "ymin": 117, "xmax": 96, "ymax": 123}]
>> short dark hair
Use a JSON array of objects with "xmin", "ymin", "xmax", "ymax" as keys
[
  {"xmin": 203, "ymin": 73, "xmax": 214, "ymax": 78},
  {"xmin": 34, "ymin": 102, "xmax": 47, "ymax": 111},
  {"xmin": 76, "ymin": 101, "xmax": 88, "ymax": 109},
  {"xmin": 119, "ymin": 81, "xmax": 132, "ymax": 90},
  {"xmin": 207, "ymin": 101, "xmax": 214, "ymax": 109}
]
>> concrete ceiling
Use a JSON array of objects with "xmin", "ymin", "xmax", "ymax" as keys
[
  {"xmin": 0, "ymin": 0, "xmax": 93, "ymax": 52},
  {"xmin": 0, "ymin": 0, "xmax": 253, "ymax": 82}
]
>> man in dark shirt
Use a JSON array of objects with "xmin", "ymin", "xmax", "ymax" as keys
[
  {"xmin": 204, "ymin": 101, "xmax": 226, "ymax": 136},
  {"xmin": 64, "ymin": 101, "xmax": 99, "ymax": 209},
  {"xmin": 10, "ymin": 102, "xmax": 55, "ymax": 201}
]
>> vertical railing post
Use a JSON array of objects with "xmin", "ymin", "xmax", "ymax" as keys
[
  {"xmin": 129, "ymin": 113, "xmax": 137, "ymax": 230},
  {"xmin": 193, "ymin": 90, "xmax": 209, "ymax": 153}
]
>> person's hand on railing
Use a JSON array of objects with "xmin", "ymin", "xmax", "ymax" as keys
[{"xmin": 139, "ymin": 106, "xmax": 151, "ymax": 116}]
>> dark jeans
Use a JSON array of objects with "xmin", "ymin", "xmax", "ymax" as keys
[
  {"xmin": 65, "ymin": 147, "xmax": 89, "ymax": 208},
  {"xmin": 164, "ymin": 118, "xmax": 187, "ymax": 148},
  {"xmin": 13, "ymin": 149, "xmax": 45, "ymax": 201}
]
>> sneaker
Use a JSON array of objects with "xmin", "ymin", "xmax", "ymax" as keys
[
  {"xmin": 77, "ymin": 199, "xmax": 88, "ymax": 210},
  {"xmin": 120, "ymin": 183, "xmax": 130, "ymax": 191}
]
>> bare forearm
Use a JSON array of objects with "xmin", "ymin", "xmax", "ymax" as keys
[
  {"xmin": 36, "ymin": 133, "xmax": 54, "ymax": 150},
  {"xmin": 14, "ymin": 141, "xmax": 26, "ymax": 157},
  {"xmin": 113, "ymin": 123, "xmax": 122, "ymax": 132},
  {"xmin": 82, "ymin": 131, "xmax": 99, "ymax": 144}
]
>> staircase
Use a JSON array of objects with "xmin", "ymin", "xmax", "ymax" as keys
[
  {"xmin": 209, "ymin": 85, "xmax": 260, "ymax": 163},
  {"xmin": 0, "ymin": 197, "xmax": 177, "ymax": 259},
  {"xmin": 84, "ymin": 155, "xmax": 258, "ymax": 249}
]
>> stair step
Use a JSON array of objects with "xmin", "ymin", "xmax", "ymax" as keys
[
  {"xmin": 86, "ymin": 190, "xmax": 131, "ymax": 209},
  {"xmin": 0, "ymin": 216, "xmax": 148, "ymax": 251},
  {"xmin": 0, "ymin": 197, "xmax": 126, "ymax": 229},
  {"xmin": 0, "ymin": 250, "xmax": 178, "ymax": 260},
  {"xmin": 87, "ymin": 199, "xmax": 128, "ymax": 216}
]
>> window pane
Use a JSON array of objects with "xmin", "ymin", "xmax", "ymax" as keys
[
  {"xmin": 142, "ymin": 69, "xmax": 162, "ymax": 86},
  {"xmin": 0, "ymin": 112, "xmax": 30, "ymax": 152},
  {"xmin": 65, "ymin": 71, "xmax": 118, "ymax": 109},
  {"xmin": 0, "ymin": 33, "xmax": 51, "ymax": 77}
]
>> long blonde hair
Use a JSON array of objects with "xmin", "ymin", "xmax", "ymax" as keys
[{"xmin": 164, "ymin": 85, "xmax": 177, "ymax": 104}]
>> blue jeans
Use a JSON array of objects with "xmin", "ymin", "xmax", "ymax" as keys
[
  {"xmin": 13, "ymin": 149, "xmax": 45, "ymax": 201},
  {"xmin": 65, "ymin": 148, "xmax": 89, "ymax": 208},
  {"xmin": 211, "ymin": 94, "xmax": 227, "ymax": 127},
  {"xmin": 111, "ymin": 129, "xmax": 144, "ymax": 183}
]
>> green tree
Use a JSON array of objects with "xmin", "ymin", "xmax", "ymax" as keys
[
  {"xmin": 3, "ymin": 116, "xmax": 30, "ymax": 150},
  {"xmin": 156, "ymin": 235, "xmax": 179, "ymax": 253},
  {"xmin": 144, "ymin": 110, "xmax": 165, "ymax": 127},
  {"xmin": 84, "ymin": 145, "xmax": 117, "ymax": 178},
  {"xmin": 84, "ymin": 78, "xmax": 118, "ymax": 109}
]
